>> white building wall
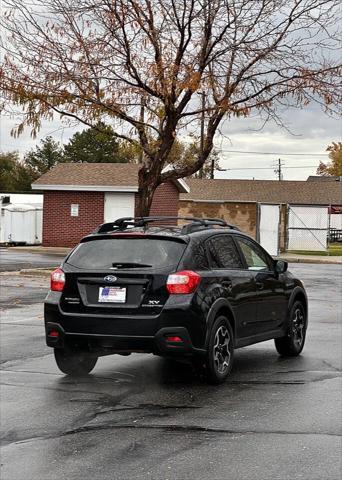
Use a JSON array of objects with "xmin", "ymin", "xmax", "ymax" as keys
[{"xmin": 0, "ymin": 193, "xmax": 43, "ymax": 205}]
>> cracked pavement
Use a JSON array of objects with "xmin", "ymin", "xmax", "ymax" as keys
[{"xmin": 0, "ymin": 262, "xmax": 341, "ymax": 480}]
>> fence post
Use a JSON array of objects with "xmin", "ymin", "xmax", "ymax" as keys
[
  {"xmin": 285, "ymin": 204, "xmax": 289, "ymax": 252},
  {"xmin": 277, "ymin": 205, "xmax": 281, "ymax": 256},
  {"xmin": 256, "ymin": 202, "xmax": 260, "ymax": 243},
  {"xmin": 327, "ymin": 205, "xmax": 331, "ymax": 255}
]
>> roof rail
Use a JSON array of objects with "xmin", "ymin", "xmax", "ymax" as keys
[{"xmin": 94, "ymin": 216, "xmax": 239, "ymax": 234}]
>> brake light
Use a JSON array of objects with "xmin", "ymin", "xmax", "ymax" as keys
[
  {"xmin": 166, "ymin": 270, "xmax": 201, "ymax": 294},
  {"xmin": 50, "ymin": 267, "xmax": 65, "ymax": 292}
]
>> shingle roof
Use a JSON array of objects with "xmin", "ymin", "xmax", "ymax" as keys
[
  {"xmin": 32, "ymin": 164, "xmax": 342, "ymax": 204},
  {"xmin": 32, "ymin": 163, "xmax": 139, "ymax": 188},
  {"xmin": 307, "ymin": 175, "xmax": 341, "ymax": 182},
  {"xmin": 180, "ymin": 178, "xmax": 342, "ymax": 205},
  {"xmin": 32, "ymin": 163, "xmax": 189, "ymax": 192}
]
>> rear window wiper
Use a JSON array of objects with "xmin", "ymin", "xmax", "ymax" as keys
[{"xmin": 111, "ymin": 262, "xmax": 152, "ymax": 269}]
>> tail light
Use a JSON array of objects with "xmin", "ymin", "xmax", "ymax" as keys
[
  {"xmin": 166, "ymin": 270, "xmax": 201, "ymax": 294},
  {"xmin": 50, "ymin": 267, "xmax": 65, "ymax": 292}
]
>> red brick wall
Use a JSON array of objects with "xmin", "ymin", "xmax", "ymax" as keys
[
  {"xmin": 150, "ymin": 181, "xmax": 179, "ymax": 218},
  {"xmin": 43, "ymin": 181, "xmax": 180, "ymax": 247},
  {"xmin": 135, "ymin": 181, "xmax": 180, "ymax": 223},
  {"xmin": 42, "ymin": 191, "xmax": 104, "ymax": 247}
]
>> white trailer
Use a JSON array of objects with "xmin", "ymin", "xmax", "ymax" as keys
[{"xmin": 0, "ymin": 204, "xmax": 43, "ymax": 245}]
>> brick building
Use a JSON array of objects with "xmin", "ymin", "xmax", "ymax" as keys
[
  {"xmin": 32, "ymin": 163, "xmax": 188, "ymax": 247},
  {"xmin": 32, "ymin": 164, "xmax": 341, "ymax": 254}
]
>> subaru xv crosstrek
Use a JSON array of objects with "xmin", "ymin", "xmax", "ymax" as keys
[{"xmin": 45, "ymin": 216, "xmax": 308, "ymax": 384}]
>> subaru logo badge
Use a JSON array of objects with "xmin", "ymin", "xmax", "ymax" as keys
[{"xmin": 104, "ymin": 275, "xmax": 117, "ymax": 283}]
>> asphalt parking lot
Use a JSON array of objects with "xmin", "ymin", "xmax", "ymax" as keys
[
  {"xmin": 0, "ymin": 248, "xmax": 64, "ymax": 272},
  {"xmin": 0, "ymin": 262, "xmax": 341, "ymax": 480}
]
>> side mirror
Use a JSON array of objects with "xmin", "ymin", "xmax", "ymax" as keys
[{"xmin": 275, "ymin": 259, "xmax": 288, "ymax": 274}]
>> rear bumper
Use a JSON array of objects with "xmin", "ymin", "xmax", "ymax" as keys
[
  {"xmin": 44, "ymin": 293, "xmax": 207, "ymax": 355},
  {"xmin": 45, "ymin": 322, "xmax": 205, "ymax": 356}
]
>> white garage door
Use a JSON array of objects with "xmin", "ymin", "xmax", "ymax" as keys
[
  {"xmin": 259, "ymin": 204, "xmax": 280, "ymax": 256},
  {"xmin": 287, "ymin": 205, "xmax": 328, "ymax": 251},
  {"xmin": 104, "ymin": 193, "xmax": 135, "ymax": 223}
]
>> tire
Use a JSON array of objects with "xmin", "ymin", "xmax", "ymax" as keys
[
  {"xmin": 275, "ymin": 301, "xmax": 307, "ymax": 356},
  {"xmin": 54, "ymin": 348, "xmax": 98, "ymax": 376},
  {"xmin": 204, "ymin": 315, "xmax": 234, "ymax": 384}
]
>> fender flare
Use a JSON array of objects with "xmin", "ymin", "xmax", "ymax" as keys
[
  {"xmin": 205, "ymin": 298, "xmax": 236, "ymax": 349},
  {"xmin": 288, "ymin": 286, "xmax": 308, "ymax": 310},
  {"xmin": 287, "ymin": 286, "xmax": 308, "ymax": 327}
]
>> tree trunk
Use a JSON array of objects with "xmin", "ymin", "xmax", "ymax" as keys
[{"xmin": 136, "ymin": 166, "xmax": 160, "ymax": 217}]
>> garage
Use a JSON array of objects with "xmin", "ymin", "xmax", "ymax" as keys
[
  {"xmin": 104, "ymin": 193, "xmax": 135, "ymax": 222},
  {"xmin": 32, "ymin": 163, "xmax": 189, "ymax": 247}
]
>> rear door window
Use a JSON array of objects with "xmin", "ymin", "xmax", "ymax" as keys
[
  {"xmin": 66, "ymin": 238, "xmax": 186, "ymax": 269},
  {"xmin": 207, "ymin": 235, "xmax": 243, "ymax": 269}
]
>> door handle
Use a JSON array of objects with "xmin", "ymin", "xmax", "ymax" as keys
[{"xmin": 256, "ymin": 281, "xmax": 264, "ymax": 290}]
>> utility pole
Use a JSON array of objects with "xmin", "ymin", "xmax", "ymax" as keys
[
  {"xmin": 274, "ymin": 158, "xmax": 284, "ymax": 181},
  {"xmin": 199, "ymin": 91, "xmax": 205, "ymax": 179}
]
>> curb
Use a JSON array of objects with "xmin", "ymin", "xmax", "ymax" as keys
[
  {"xmin": 277, "ymin": 257, "xmax": 342, "ymax": 265},
  {"xmin": 0, "ymin": 269, "xmax": 52, "ymax": 277},
  {"xmin": 19, "ymin": 268, "xmax": 53, "ymax": 276},
  {"xmin": 3, "ymin": 246, "xmax": 70, "ymax": 255}
]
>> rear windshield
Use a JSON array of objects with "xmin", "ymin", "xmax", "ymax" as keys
[{"xmin": 66, "ymin": 238, "xmax": 186, "ymax": 269}]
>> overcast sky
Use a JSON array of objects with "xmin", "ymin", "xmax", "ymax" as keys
[{"xmin": 1, "ymin": 102, "xmax": 340, "ymax": 181}]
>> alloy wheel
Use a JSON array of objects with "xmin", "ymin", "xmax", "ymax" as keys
[
  {"xmin": 291, "ymin": 307, "xmax": 305, "ymax": 348},
  {"xmin": 213, "ymin": 325, "xmax": 231, "ymax": 375}
]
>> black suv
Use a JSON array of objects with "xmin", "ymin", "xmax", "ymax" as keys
[{"xmin": 45, "ymin": 216, "xmax": 308, "ymax": 384}]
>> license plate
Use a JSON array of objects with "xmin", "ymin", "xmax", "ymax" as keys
[{"xmin": 98, "ymin": 286, "xmax": 126, "ymax": 303}]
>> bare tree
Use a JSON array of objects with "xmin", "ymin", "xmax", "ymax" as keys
[{"xmin": 1, "ymin": 0, "xmax": 341, "ymax": 214}]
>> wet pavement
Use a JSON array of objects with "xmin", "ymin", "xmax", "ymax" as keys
[
  {"xmin": 0, "ymin": 248, "xmax": 65, "ymax": 272},
  {"xmin": 0, "ymin": 264, "xmax": 341, "ymax": 480}
]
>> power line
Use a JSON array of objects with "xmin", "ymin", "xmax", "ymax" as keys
[
  {"xmin": 220, "ymin": 165, "xmax": 317, "ymax": 170},
  {"xmin": 220, "ymin": 149, "xmax": 327, "ymax": 156}
]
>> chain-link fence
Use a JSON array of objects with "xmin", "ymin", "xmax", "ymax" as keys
[{"xmin": 286, "ymin": 205, "xmax": 332, "ymax": 252}]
